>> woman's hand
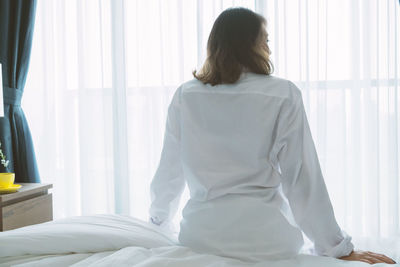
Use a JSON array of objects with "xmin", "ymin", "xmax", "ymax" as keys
[{"xmin": 339, "ymin": 250, "xmax": 397, "ymax": 264}]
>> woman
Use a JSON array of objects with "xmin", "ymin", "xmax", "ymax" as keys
[{"xmin": 149, "ymin": 7, "xmax": 396, "ymax": 265}]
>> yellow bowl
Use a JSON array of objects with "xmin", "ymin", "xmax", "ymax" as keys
[{"xmin": 0, "ymin": 173, "xmax": 15, "ymax": 189}]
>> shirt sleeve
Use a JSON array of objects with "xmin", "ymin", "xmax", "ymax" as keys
[
  {"xmin": 271, "ymin": 81, "xmax": 354, "ymax": 258},
  {"xmin": 149, "ymin": 87, "xmax": 185, "ymax": 227}
]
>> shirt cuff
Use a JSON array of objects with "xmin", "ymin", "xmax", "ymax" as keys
[
  {"xmin": 150, "ymin": 216, "xmax": 163, "ymax": 226},
  {"xmin": 318, "ymin": 230, "xmax": 355, "ymax": 258}
]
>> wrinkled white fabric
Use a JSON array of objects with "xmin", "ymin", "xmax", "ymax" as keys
[
  {"xmin": 0, "ymin": 215, "xmax": 398, "ymax": 267},
  {"xmin": 149, "ymin": 72, "xmax": 354, "ymax": 261},
  {"xmin": 0, "ymin": 247, "xmax": 389, "ymax": 267},
  {"xmin": 0, "ymin": 214, "xmax": 176, "ymax": 258}
]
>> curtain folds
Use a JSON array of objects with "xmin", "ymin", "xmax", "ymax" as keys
[{"xmin": 0, "ymin": 0, "xmax": 40, "ymax": 182}]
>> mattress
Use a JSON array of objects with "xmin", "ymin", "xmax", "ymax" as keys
[{"xmin": 0, "ymin": 214, "xmax": 398, "ymax": 266}]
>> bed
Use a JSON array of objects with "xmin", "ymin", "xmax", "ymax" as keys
[{"xmin": 0, "ymin": 215, "xmax": 398, "ymax": 266}]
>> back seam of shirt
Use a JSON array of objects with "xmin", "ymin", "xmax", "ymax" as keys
[{"xmin": 182, "ymin": 90, "xmax": 288, "ymax": 98}]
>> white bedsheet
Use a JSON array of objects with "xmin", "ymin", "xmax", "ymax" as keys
[{"xmin": 0, "ymin": 215, "xmax": 398, "ymax": 266}]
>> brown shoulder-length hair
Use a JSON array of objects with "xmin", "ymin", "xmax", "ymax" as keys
[{"xmin": 193, "ymin": 8, "xmax": 273, "ymax": 86}]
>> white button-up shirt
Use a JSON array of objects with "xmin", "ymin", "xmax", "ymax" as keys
[{"xmin": 149, "ymin": 72, "xmax": 354, "ymax": 260}]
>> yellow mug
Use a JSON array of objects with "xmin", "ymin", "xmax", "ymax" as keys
[{"xmin": 0, "ymin": 173, "xmax": 15, "ymax": 188}]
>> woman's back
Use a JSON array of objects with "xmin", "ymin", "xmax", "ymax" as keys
[
  {"xmin": 150, "ymin": 72, "xmax": 354, "ymax": 262},
  {"xmin": 154, "ymin": 73, "xmax": 308, "ymax": 261},
  {"xmin": 180, "ymin": 73, "xmax": 293, "ymax": 202}
]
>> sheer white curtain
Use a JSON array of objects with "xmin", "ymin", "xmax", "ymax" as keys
[{"xmin": 23, "ymin": 0, "xmax": 400, "ymax": 241}]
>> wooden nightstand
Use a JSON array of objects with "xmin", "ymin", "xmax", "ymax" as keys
[{"xmin": 0, "ymin": 183, "xmax": 53, "ymax": 231}]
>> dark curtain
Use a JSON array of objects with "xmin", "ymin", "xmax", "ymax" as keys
[{"xmin": 0, "ymin": 0, "xmax": 39, "ymax": 182}]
